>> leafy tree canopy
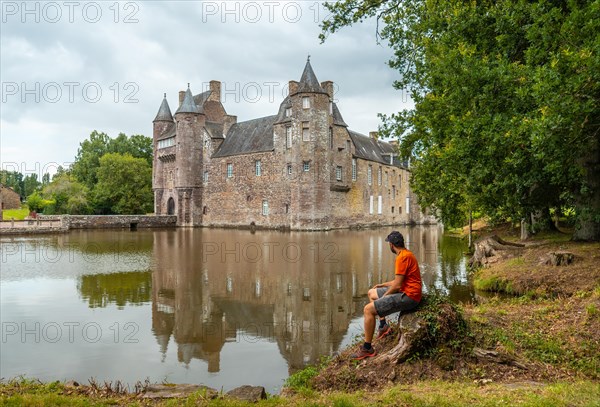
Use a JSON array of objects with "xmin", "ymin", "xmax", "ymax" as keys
[
  {"xmin": 93, "ymin": 153, "xmax": 153, "ymax": 215},
  {"xmin": 70, "ymin": 130, "xmax": 152, "ymax": 189},
  {"xmin": 321, "ymin": 0, "xmax": 600, "ymax": 240}
]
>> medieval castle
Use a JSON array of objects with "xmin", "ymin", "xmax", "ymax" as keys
[{"xmin": 152, "ymin": 59, "xmax": 432, "ymax": 230}]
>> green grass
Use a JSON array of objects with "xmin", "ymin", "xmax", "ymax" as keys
[
  {"xmin": 2, "ymin": 378, "xmax": 599, "ymax": 406},
  {"xmin": 473, "ymin": 275, "xmax": 514, "ymax": 294},
  {"xmin": 2, "ymin": 206, "xmax": 29, "ymax": 220}
]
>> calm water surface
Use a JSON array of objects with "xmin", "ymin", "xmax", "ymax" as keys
[{"xmin": 0, "ymin": 227, "xmax": 470, "ymax": 393}]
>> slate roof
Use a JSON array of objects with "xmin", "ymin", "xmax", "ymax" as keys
[
  {"xmin": 348, "ymin": 130, "xmax": 400, "ymax": 166},
  {"xmin": 205, "ymin": 121, "xmax": 224, "ymax": 139},
  {"xmin": 153, "ymin": 94, "xmax": 174, "ymax": 122},
  {"xmin": 212, "ymin": 115, "xmax": 277, "ymax": 158},
  {"xmin": 175, "ymin": 86, "xmax": 200, "ymax": 114},
  {"xmin": 193, "ymin": 90, "xmax": 211, "ymax": 113},
  {"xmin": 332, "ymin": 103, "xmax": 348, "ymax": 127},
  {"xmin": 157, "ymin": 122, "xmax": 176, "ymax": 140},
  {"xmin": 295, "ymin": 59, "xmax": 327, "ymax": 95}
]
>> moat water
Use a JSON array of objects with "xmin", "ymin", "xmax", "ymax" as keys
[{"xmin": 0, "ymin": 226, "xmax": 471, "ymax": 393}]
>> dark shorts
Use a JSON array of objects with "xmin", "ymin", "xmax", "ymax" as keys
[{"xmin": 373, "ymin": 287, "xmax": 419, "ymax": 317}]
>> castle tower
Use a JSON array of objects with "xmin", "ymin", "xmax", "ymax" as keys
[
  {"xmin": 153, "ymin": 94, "xmax": 175, "ymax": 216},
  {"xmin": 287, "ymin": 57, "xmax": 333, "ymax": 229},
  {"xmin": 173, "ymin": 85, "xmax": 206, "ymax": 226}
]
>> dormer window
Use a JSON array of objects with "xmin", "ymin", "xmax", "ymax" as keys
[
  {"xmin": 158, "ymin": 136, "xmax": 175, "ymax": 149},
  {"xmin": 285, "ymin": 107, "xmax": 292, "ymax": 117},
  {"xmin": 302, "ymin": 97, "xmax": 310, "ymax": 109}
]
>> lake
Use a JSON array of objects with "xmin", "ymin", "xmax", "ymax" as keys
[{"xmin": 0, "ymin": 226, "xmax": 470, "ymax": 393}]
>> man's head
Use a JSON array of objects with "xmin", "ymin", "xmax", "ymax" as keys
[{"xmin": 385, "ymin": 231, "xmax": 405, "ymax": 251}]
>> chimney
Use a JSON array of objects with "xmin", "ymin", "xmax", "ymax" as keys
[
  {"xmin": 369, "ymin": 131, "xmax": 379, "ymax": 140},
  {"xmin": 179, "ymin": 90, "xmax": 186, "ymax": 106},
  {"xmin": 321, "ymin": 81, "xmax": 334, "ymax": 98},
  {"xmin": 288, "ymin": 80, "xmax": 299, "ymax": 96},
  {"xmin": 208, "ymin": 80, "xmax": 221, "ymax": 102}
]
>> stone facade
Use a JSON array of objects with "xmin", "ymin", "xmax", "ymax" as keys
[{"xmin": 153, "ymin": 60, "xmax": 433, "ymax": 230}]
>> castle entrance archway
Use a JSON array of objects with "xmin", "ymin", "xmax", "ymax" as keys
[{"xmin": 167, "ymin": 197, "xmax": 175, "ymax": 215}]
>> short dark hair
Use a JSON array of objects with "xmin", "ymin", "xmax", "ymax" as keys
[{"xmin": 385, "ymin": 231, "xmax": 405, "ymax": 247}]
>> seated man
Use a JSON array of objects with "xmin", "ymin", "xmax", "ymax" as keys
[{"xmin": 352, "ymin": 231, "xmax": 422, "ymax": 360}]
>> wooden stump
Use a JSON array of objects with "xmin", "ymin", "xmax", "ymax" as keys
[
  {"xmin": 469, "ymin": 235, "xmax": 524, "ymax": 268},
  {"xmin": 539, "ymin": 251, "xmax": 576, "ymax": 266}
]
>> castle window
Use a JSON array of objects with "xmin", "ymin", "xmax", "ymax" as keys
[
  {"xmin": 303, "ymin": 161, "xmax": 310, "ymax": 172},
  {"xmin": 262, "ymin": 200, "xmax": 269, "ymax": 216},
  {"xmin": 302, "ymin": 122, "xmax": 310, "ymax": 141},
  {"xmin": 346, "ymin": 140, "xmax": 351, "ymax": 152},
  {"xmin": 203, "ymin": 171, "xmax": 208, "ymax": 183},
  {"xmin": 329, "ymin": 128, "xmax": 333, "ymax": 149},
  {"xmin": 398, "ymin": 206, "xmax": 402, "ymax": 214},
  {"xmin": 302, "ymin": 97, "xmax": 310, "ymax": 109},
  {"xmin": 158, "ymin": 136, "xmax": 175, "ymax": 149},
  {"xmin": 287, "ymin": 164, "xmax": 292, "ymax": 175},
  {"xmin": 285, "ymin": 203, "xmax": 289, "ymax": 214},
  {"xmin": 392, "ymin": 185, "xmax": 396, "ymax": 199},
  {"xmin": 399, "ymin": 174, "xmax": 402, "ymax": 185},
  {"xmin": 286, "ymin": 126, "xmax": 292, "ymax": 149},
  {"xmin": 226, "ymin": 163, "xmax": 233, "ymax": 178},
  {"xmin": 329, "ymin": 101, "xmax": 333, "ymax": 114},
  {"xmin": 369, "ymin": 196, "xmax": 374, "ymax": 214},
  {"xmin": 352, "ymin": 159, "xmax": 357, "ymax": 181},
  {"xmin": 392, "ymin": 206, "xmax": 395, "ymax": 213},
  {"xmin": 378, "ymin": 167, "xmax": 382, "ymax": 186},
  {"xmin": 255, "ymin": 160, "xmax": 262, "ymax": 176},
  {"xmin": 336, "ymin": 166, "xmax": 342, "ymax": 181},
  {"xmin": 367, "ymin": 165, "xmax": 372, "ymax": 185},
  {"xmin": 378, "ymin": 195, "xmax": 383, "ymax": 214},
  {"xmin": 286, "ymin": 107, "xmax": 292, "ymax": 117}
]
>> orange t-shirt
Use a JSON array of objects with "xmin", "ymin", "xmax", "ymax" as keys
[{"xmin": 395, "ymin": 249, "xmax": 422, "ymax": 302}]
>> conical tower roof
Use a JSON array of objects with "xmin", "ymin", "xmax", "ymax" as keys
[
  {"xmin": 175, "ymin": 84, "xmax": 200, "ymax": 114},
  {"xmin": 296, "ymin": 56, "xmax": 327, "ymax": 95},
  {"xmin": 153, "ymin": 93, "xmax": 173, "ymax": 122}
]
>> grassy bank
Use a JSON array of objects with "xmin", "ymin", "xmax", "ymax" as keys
[
  {"xmin": 2, "ymin": 206, "xmax": 29, "ymax": 220},
  {"xmin": 2, "ymin": 377, "xmax": 599, "ymax": 406}
]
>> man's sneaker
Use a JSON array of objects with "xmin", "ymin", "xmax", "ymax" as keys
[
  {"xmin": 376, "ymin": 323, "xmax": 392, "ymax": 340},
  {"xmin": 351, "ymin": 345, "xmax": 376, "ymax": 360}
]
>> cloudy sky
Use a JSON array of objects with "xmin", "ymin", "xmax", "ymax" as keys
[{"xmin": 1, "ymin": 1, "xmax": 411, "ymax": 177}]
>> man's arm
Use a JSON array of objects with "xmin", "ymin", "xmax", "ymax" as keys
[{"xmin": 382, "ymin": 274, "xmax": 404, "ymax": 296}]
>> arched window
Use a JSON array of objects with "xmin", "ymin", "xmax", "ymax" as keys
[{"xmin": 167, "ymin": 198, "xmax": 175, "ymax": 215}]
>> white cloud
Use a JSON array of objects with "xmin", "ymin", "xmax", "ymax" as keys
[{"xmin": 0, "ymin": 1, "xmax": 412, "ymax": 176}]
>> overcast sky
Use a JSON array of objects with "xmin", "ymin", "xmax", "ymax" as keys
[{"xmin": 1, "ymin": 1, "xmax": 412, "ymax": 177}]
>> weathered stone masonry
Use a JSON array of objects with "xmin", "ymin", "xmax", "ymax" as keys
[{"xmin": 152, "ymin": 59, "xmax": 434, "ymax": 230}]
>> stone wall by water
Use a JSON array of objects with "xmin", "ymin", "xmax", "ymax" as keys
[{"xmin": 63, "ymin": 215, "xmax": 177, "ymax": 229}]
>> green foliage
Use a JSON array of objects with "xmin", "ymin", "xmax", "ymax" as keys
[
  {"xmin": 417, "ymin": 292, "xmax": 469, "ymax": 350},
  {"xmin": 70, "ymin": 130, "xmax": 152, "ymax": 190},
  {"xmin": 41, "ymin": 172, "xmax": 91, "ymax": 215},
  {"xmin": 320, "ymin": 0, "xmax": 600, "ymax": 239},
  {"xmin": 25, "ymin": 191, "xmax": 51, "ymax": 213},
  {"xmin": 93, "ymin": 153, "xmax": 153, "ymax": 215},
  {"xmin": 284, "ymin": 366, "xmax": 319, "ymax": 391}
]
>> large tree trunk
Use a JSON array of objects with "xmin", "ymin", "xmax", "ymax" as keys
[{"xmin": 573, "ymin": 139, "xmax": 600, "ymax": 241}]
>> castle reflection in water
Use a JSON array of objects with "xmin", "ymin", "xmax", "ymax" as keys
[{"xmin": 148, "ymin": 226, "xmax": 469, "ymax": 374}]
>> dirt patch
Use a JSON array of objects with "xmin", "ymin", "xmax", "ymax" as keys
[{"xmin": 475, "ymin": 241, "xmax": 600, "ymax": 297}]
